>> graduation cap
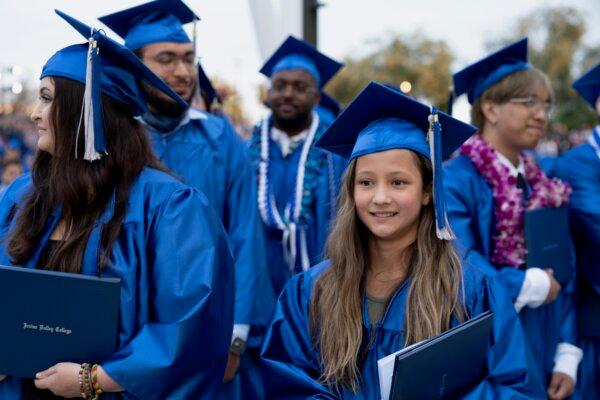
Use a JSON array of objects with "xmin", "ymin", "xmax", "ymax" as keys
[
  {"xmin": 316, "ymin": 92, "xmax": 341, "ymax": 126},
  {"xmin": 316, "ymin": 82, "xmax": 477, "ymax": 240},
  {"xmin": 43, "ymin": 9, "xmax": 187, "ymax": 161},
  {"xmin": 196, "ymin": 62, "xmax": 221, "ymax": 112},
  {"xmin": 449, "ymin": 38, "xmax": 530, "ymax": 113},
  {"xmin": 572, "ymin": 63, "xmax": 600, "ymax": 109},
  {"xmin": 98, "ymin": 0, "xmax": 199, "ymax": 51},
  {"xmin": 260, "ymin": 36, "xmax": 343, "ymax": 89}
]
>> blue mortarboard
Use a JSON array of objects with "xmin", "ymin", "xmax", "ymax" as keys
[
  {"xmin": 572, "ymin": 63, "xmax": 600, "ymax": 109},
  {"xmin": 316, "ymin": 92, "xmax": 341, "ymax": 126},
  {"xmin": 260, "ymin": 36, "xmax": 343, "ymax": 89},
  {"xmin": 450, "ymin": 38, "xmax": 530, "ymax": 112},
  {"xmin": 43, "ymin": 10, "xmax": 187, "ymax": 161},
  {"xmin": 316, "ymin": 82, "xmax": 477, "ymax": 240},
  {"xmin": 98, "ymin": 0, "xmax": 198, "ymax": 51},
  {"xmin": 197, "ymin": 62, "xmax": 221, "ymax": 111}
]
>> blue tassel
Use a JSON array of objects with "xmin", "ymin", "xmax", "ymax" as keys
[{"xmin": 428, "ymin": 107, "xmax": 455, "ymax": 240}]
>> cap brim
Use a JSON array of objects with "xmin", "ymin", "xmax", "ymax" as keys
[
  {"xmin": 573, "ymin": 63, "xmax": 600, "ymax": 108},
  {"xmin": 55, "ymin": 9, "xmax": 188, "ymax": 109},
  {"xmin": 316, "ymin": 82, "xmax": 477, "ymax": 160},
  {"xmin": 98, "ymin": 0, "xmax": 199, "ymax": 39},
  {"xmin": 260, "ymin": 36, "xmax": 342, "ymax": 88},
  {"xmin": 453, "ymin": 38, "xmax": 528, "ymax": 98}
]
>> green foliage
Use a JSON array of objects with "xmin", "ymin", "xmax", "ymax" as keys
[
  {"xmin": 324, "ymin": 6, "xmax": 599, "ymax": 129},
  {"xmin": 326, "ymin": 33, "xmax": 453, "ymax": 109},
  {"xmin": 491, "ymin": 6, "xmax": 599, "ymax": 128}
]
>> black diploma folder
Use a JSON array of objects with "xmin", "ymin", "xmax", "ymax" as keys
[
  {"xmin": 0, "ymin": 265, "xmax": 120, "ymax": 378},
  {"xmin": 525, "ymin": 206, "xmax": 572, "ymax": 285},
  {"xmin": 389, "ymin": 311, "xmax": 493, "ymax": 400}
]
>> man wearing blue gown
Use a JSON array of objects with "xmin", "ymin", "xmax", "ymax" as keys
[
  {"xmin": 248, "ymin": 36, "xmax": 347, "ymax": 296},
  {"xmin": 98, "ymin": 0, "xmax": 275, "ymax": 391},
  {"xmin": 444, "ymin": 39, "xmax": 582, "ymax": 398},
  {"xmin": 548, "ymin": 63, "xmax": 600, "ymax": 399}
]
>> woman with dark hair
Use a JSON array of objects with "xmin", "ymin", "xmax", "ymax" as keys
[
  {"xmin": 260, "ymin": 82, "xmax": 544, "ymax": 399},
  {"xmin": 0, "ymin": 10, "xmax": 234, "ymax": 400},
  {"xmin": 444, "ymin": 39, "xmax": 581, "ymax": 400}
]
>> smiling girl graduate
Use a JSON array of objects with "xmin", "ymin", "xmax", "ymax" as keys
[
  {"xmin": 259, "ymin": 81, "xmax": 545, "ymax": 399},
  {"xmin": 0, "ymin": 10, "xmax": 234, "ymax": 400},
  {"xmin": 444, "ymin": 38, "xmax": 582, "ymax": 400}
]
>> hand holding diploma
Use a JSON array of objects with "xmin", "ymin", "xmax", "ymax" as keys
[
  {"xmin": 34, "ymin": 362, "xmax": 123, "ymax": 397},
  {"xmin": 544, "ymin": 269, "xmax": 562, "ymax": 304}
]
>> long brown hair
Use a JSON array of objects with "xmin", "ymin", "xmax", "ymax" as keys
[
  {"xmin": 7, "ymin": 77, "xmax": 165, "ymax": 273},
  {"xmin": 310, "ymin": 152, "xmax": 466, "ymax": 392}
]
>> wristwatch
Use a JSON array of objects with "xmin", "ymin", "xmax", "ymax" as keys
[{"xmin": 230, "ymin": 337, "xmax": 247, "ymax": 356}]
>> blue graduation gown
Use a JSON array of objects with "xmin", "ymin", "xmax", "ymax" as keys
[
  {"xmin": 444, "ymin": 154, "xmax": 578, "ymax": 386},
  {"xmin": 260, "ymin": 260, "xmax": 545, "ymax": 399},
  {"xmin": 146, "ymin": 110, "xmax": 275, "ymax": 399},
  {"xmin": 145, "ymin": 110, "xmax": 275, "ymax": 328},
  {"xmin": 548, "ymin": 141, "xmax": 600, "ymax": 399},
  {"xmin": 248, "ymin": 118, "xmax": 347, "ymax": 296},
  {"xmin": 0, "ymin": 168, "xmax": 234, "ymax": 400}
]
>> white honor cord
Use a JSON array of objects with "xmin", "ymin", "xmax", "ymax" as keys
[{"xmin": 257, "ymin": 112, "xmax": 320, "ymax": 274}]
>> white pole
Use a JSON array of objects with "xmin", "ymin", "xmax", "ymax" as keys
[{"xmin": 248, "ymin": 0, "xmax": 303, "ymax": 62}]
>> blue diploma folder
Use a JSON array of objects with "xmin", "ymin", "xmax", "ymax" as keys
[
  {"xmin": 525, "ymin": 206, "xmax": 572, "ymax": 285},
  {"xmin": 0, "ymin": 265, "xmax": 120, "ymax": 378},
  {"xmin": 390, "ymin": 311, "xmax": 493, "ymax": 400}
]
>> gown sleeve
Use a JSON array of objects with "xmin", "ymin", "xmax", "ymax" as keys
[
  {"xmin": 101, "ymin": 188, "xmax": 235, "ymax": 399},
  {"xmin": 444, "ymin": 166, "xmax": 526, "ymax": 302},
  {"xmin": 260, "ymin": 272, "xmax": 340, "ymax": 400},
  {"xmin": 223, "ymin": 121, "xmax": 275, "ymax": 328},
  {"xmin": 460, "ymin": 271, "xmax": 546, "ymax": 399}
]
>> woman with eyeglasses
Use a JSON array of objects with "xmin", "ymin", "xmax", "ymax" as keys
[{"xmin": 444, "ymin": 38, "xmax": 581, "ymax": 400}]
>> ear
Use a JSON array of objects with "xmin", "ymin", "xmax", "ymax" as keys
[
  {"xmin": 422, "ymin": 190, "xmax": 431, "ymax": 206},
  {"xmin": 481, "ymin": 100, "xmax": 499, "ymax": 125}
]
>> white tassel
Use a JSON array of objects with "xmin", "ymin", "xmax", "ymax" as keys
[{"xmin": 83, "ymin": 36, "xmax": 102, "ymax": 161}]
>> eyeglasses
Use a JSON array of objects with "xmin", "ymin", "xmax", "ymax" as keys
[
  {"xmin": 268, "ymin": 81, "xmax": 318, "ymax": 96},
  {"xmin": 149, "ymin": 54, "xmax": 196, "ymax": 72},
  {"xmin": 509, "ymin": 97, "xmax": 554, "ymax": 115}
]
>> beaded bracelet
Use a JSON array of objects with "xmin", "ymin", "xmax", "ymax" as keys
[
  {"xmin": 79, "ymin": 363, "xmax": 92, "ymax": 399},
  {"xmin": 90, "ymin": 364, "xmax": 103, "ymax": 399}
]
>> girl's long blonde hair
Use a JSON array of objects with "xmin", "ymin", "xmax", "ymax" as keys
[{"xmin": 309, "ymin": 153, "xmax": 466, "ymax": 392}]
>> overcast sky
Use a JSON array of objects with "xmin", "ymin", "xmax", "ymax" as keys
[{"xmin": 1, "ymin": 0, "xmax": 598, "ymax": 121}]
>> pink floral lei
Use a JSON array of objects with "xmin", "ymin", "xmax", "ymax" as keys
[{"xmin": 460, "ymin": 134, "xmax": 571, "ymax": 267}]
